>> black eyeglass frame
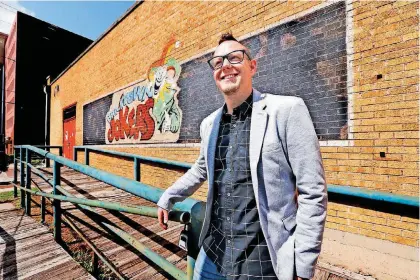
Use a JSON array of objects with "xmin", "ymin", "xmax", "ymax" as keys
[{"xmin": 207, "ymin": 49, "xmax": 252, "ymax": 70}]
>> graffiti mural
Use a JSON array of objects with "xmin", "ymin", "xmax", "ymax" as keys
[{"xmin": 104, "ymin": 43, "xmax": 182, "ymax": 144}]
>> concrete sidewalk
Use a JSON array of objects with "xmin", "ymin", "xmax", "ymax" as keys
[{"xmin": 0, "ymin": 164, "xmax": 13, "ymax": 185}]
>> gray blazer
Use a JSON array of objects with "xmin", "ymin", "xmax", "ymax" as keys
[{"xmin": 158, "ymin": 89, "xmax": 327, "ymax": 280}]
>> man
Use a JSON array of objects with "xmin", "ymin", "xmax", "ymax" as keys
[{"xmin": 157, "ymin": 33, "xmax": 327, "ymax": 280}]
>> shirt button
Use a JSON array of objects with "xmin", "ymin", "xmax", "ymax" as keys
[
  {"xmin": 228, "ymin": 168, "xmax": 232, "ymax": 172},
  {"xmin": 233, "ymin": 124, "xmax": 236, "ymax": 128},
  {"xmin": 227, "ymin": 239, "xmax": 231, "ymax": 244},
  {"xmin": 227, "ymin": 217, "xmax": 230, "ymax": 221},
  {"xmin": 227, "ymin": 193, "xmax": 231, "ymax": 197},
  {"xmin": 229, "ymin": 146, "xmax": 232, "ymax": 149}
]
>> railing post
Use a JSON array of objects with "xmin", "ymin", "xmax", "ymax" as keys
[
  {"xmin": 92, "ymin": 252, "xmax": 99, "ymax": 276},
  {"xmin": 73, "ymin": 147, "xmax": 77, "ymax": 162},
  {"xmin": 187, "ymin": 201, "xmax": 206, "ymax": 279},
  {"xmin": 59, "ymin": 147, "xmax": 63, "ymax": 157},
  {"xmin": 134, "ymin": 158, "xmax": 140, "ymax": 181},
  {"xmin": 13, "ymin": 148, "xmax": 18, "ymax": 198},
  {"xmin": 41, "ymin": 196, "xmax": 46, "ymax": 224},
  {"xmin": 85, "ymin": 148, "xmax": 89, "ymax": 165},
  {"xmin": 46, "ymin": 147, "xmax": 50, "ymax": 168},
  {"xmin": 53, "ymin": 161, "xmax": 62, "ymax": 243},
  {"xmin": 25, "ymin": 149, "xmax": 31, "ymax": 216},
  {"xmin": 20, "ymin": 147, "xmax": 25, "ymax": 208}
]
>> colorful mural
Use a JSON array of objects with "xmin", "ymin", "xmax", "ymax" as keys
[{"xmin": 105, "ymin": 42, "xmax": 182, "ymax": 144}]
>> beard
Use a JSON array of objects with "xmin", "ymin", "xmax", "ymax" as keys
[{"xmin": 219, "ymin": 77, "xmax": 241, "ymax": 95}]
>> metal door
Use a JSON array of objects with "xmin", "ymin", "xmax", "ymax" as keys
[{"xmin": 63, "ymin": 116, "xmax": 76, "ymax": 160}]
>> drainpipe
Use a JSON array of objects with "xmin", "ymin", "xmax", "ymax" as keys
[{"xmin": 43, "ymin": 76, "xmax": 51, "ymax": 147}]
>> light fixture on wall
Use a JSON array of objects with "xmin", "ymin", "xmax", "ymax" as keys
[{"xmin": 54, "ymin": 85, "xmax": 59, "ymax": 96}]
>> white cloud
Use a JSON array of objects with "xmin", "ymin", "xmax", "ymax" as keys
[{"xmin": 0, "ymin": 1, "xmax": 36, "ymax": 34}]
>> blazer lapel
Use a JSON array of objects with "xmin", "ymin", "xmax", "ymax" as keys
[
  {"xmin": 206, "ymin": 108, "xmax": 222, "ymax": 193},
  {"xmin": 250, "ymin": 90, "xmax": 268, "ymax": 201}
]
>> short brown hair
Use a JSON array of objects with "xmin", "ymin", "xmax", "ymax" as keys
[
  {"xmin": 218, "ymin": 32, "xmax": 252, "ymax": 59},
  {"xmin": 218, "ymin": 32, "xmax": 238, "ymax": 45}
]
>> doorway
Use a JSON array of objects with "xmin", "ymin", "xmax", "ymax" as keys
[{"xmin": 63, "ymin": 105, "xmax": 76, "ymax": 160}]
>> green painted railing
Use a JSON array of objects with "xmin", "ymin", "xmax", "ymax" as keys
[
  {"xmin": 74, "ymin": 146, "xmax": 192, "ymax": 182},
  {"xmin": 14, "ymin": 145, "xmax": 203, "ymax": 280},
  {"xmin": 14, "ymin": 144, "xmax": 419, "ymax": 279},
  {"xmin": 74, "ymin": 146, "xmax": 419, "ymax": 208}
]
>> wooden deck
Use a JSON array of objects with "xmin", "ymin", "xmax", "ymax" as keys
[
  {"xmin": 23, "ymin": 167, "xmax": 358, "ymax": 280},
  {"xmin": 0, "ymin": 203, "xmax": 93, "ymax": 280}
]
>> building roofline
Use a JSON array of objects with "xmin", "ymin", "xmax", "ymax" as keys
[
  {"xmin": 51, "ymin": 1, "xmax": 143, "ymax": 85},
  {"xmin": 17, "ymin": 11, "xmax": 92, "ymax": 42}
]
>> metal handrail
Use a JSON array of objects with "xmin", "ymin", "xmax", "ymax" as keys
[
  {"xmin": 12, "ymin": 182, "xmax": 189, "ymax": 280},
  {"xmin": 328, "ymin": 184, "xmax": 419, "ymax": 207},
  {"xmin": 73, "ymin": 146, "xmax": 419, "ymax": 208},
  {"xmin": 74, "ymin": 146, "xmax": 192, "ymax": 170},
  {"xmin": 13, "ymin": 145, "xmax": 202, "ymax": 280},
  {"xmin": 20, "ymin": 145, "xmax": 200, "ymax": 212}
]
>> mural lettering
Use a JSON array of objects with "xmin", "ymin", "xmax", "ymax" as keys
[
  {"xmin": 105, "ymin": 41, "xmax": 182, "ymax": 144},
  {"xmin": 107, "ymin": 98, "xmax": 155, "ymax": 142}
]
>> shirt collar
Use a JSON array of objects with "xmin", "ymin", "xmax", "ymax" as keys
[{"xmin": 222, "ymin": 91, "xmax": 253, "ymax": 121}]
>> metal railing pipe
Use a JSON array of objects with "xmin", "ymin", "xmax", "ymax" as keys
[
  {"xmin": 85, "ymin": 148, "xmax": 89, "ymax": 165},
  {"xmin": 34, "ymin": 145, "xmax": 62, "ymax": 149},
  {"xmin": 23, "ymin": 145, "xmax": 201, "ymax": 212},
  {"xmin": 53, "ymin": 161, "xmax": 62, "ymax": 242},
  {"xmin": 46, "ymin": 147, "xmax": 50, "ymax": 168},
  {"xmin": 26, "ymin": 162, "xmax": 54, "ymax": 186},
  {"xmin": 32, "ymin": 183, "xmax": 187, "ymax": 279},
  {"xmin": 328, "ymin": 185, "xmax": 419, "ymax": 207},
  {"xmin": 13, "ymin": 148, "xmax": 18, "ymax": 198},
  {"xmin": 74, "ymin": 146, "xmax": 192, "ymax": 170},
  {"xmin": 103, "ymin": 222, "xmax": 187, "ymax": 280},
  {"xmin": 55, "ymin": 185, "xmax": 190, "ymax": 223},
  {"xmin": 25, "ymin": 149, "xmax": 31, "ymax": 215},
  {"xmin": 134, "ymin": 158, "xmax": 140, "ymax": 181},
  {"xmin": 19, "ymin": 147, "xmax": 25, "ymax": 208}
]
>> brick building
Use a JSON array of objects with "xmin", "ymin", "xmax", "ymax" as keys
[{"xmin": 49, "ymin": 1, "xmax": 419, "ymax": 279}]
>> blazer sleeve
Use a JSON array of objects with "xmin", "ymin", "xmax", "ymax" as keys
[
  {"xmin": 157, "ymin": 121, "xmax": 208, "ymax": 211},
  {"xmin": 286, "ymin": 98, "xmax": 328, "ymax": 279}
]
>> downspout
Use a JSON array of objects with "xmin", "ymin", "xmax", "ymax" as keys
[{"xmin": 43, "ymin": 76, "xmax": 51, "ymax": 146}]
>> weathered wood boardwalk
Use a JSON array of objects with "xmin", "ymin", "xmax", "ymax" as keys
[
  {"xmin": 0, "ymin": 203, "xmax": 93, "ymax": 280},
  {"xmin": 24, "ymin": 167, "xmax": 358, "ymax": 280}
]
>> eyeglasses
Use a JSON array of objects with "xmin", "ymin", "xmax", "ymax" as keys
[{"xmin": 207, "ymin": 50, "xmax": 251, "ymax": 70}]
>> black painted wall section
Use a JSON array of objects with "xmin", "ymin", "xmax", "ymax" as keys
[
  {"xmin": 83, "ymin": 95, "xmax": 112, "ymax": 145},
  {"xmin": 178, "ymin": 2, "xmax": 347, "ymax": 141},
  {"xmin": 83, "ymin": 2, "xmax": 347, "ymax": 145},
  {"xmin": 14, "ymin": 12, "xmax": 92, "ymax": 146}
]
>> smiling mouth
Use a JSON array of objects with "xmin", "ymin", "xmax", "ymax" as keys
[{"xmin": 221, "ymin": 74, "xmax": 238, "ymax": 80}]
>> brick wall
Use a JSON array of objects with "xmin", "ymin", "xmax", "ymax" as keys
[{"xmin": 51, "ymin": 0, "xmax": 419, "ymax": 247}]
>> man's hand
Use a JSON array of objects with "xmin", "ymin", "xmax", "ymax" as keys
[
  {"xmin": 296, "ymin": 277, "xmax": 309, "ymax": 280},
  {"xmin": 158, "ymin": 207, "xmax": 169, "ymax": 230}
]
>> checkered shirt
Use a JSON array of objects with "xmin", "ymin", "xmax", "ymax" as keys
[{"xmin": 202, "ymin": 93, "xmax": 276, "ymax": 279}]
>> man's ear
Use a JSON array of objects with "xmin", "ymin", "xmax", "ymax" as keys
[{"xmin": 250, "ymin": 59, "xmax": 258, "ymax": 76}]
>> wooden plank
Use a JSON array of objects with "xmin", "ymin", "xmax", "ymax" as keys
[
  {"xmin": 0, "ymin": 206, "xmax": 93, "ymax": 280},
  {"xmin": 312, "ymin": 268, "xmax": 331, "ymax": 280}
]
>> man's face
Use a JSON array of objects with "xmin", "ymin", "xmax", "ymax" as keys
[{"xmin": 212, "ymin": 41, "xmax": 257, "ymax": 95}]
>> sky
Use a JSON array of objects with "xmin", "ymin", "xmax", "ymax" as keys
[{"xmin": 0, "ymin": 1, "xmax": 135, "ymax": 40}]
